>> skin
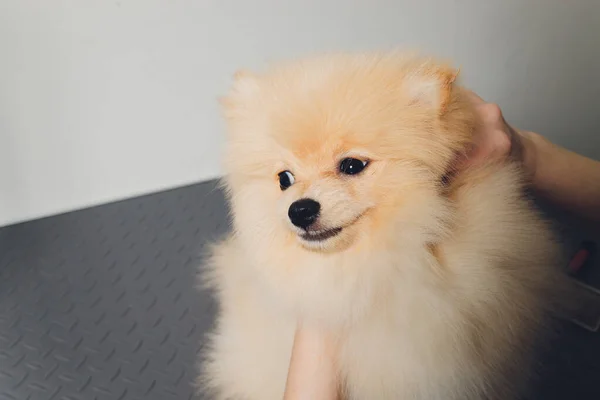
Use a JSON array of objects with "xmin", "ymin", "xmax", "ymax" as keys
[
  {"xmin": 283, "ymin": 90, "xmax": 600, "ymax": 399},
  {"xmin": 461, "ymin": 91, "xmax": 600, "ymax": 222},
  {"xmin": 283, "ymin": 325, "xmax": 340, "ymax": 400}
]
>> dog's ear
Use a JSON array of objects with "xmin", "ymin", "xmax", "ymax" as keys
[
  {"xmin": 231, "ymin": 70, "xmax": 261, "ymax": 97},
  {"xmin": 219, "ymin": 70, "xmax": 261, "ymax": 113},
  {"xmin": 405, "ymin": 63, "xmax": 459, "ymax": 115}
]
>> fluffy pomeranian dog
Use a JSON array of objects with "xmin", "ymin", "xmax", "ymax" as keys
[{"xmin": 200, "ymin": 52, "xmax": 569, "ymax": 400}]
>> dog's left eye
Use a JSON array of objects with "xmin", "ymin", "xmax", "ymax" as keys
[
  {"xmin": 339, "ymin": 158, "xmax": 368, "ymax": 175},
  {"xmin": 278, "ymin": 170, "xmax": 295, "ymax": 190}
]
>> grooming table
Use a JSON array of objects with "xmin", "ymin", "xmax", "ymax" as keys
[{"xmin": 0, "ymin": 180, "xmax": 598, "ymax": 399}]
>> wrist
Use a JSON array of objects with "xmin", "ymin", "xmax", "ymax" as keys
[{"xmin": 515, "ymin": 130, "xmax": 539, "ymax": 182}]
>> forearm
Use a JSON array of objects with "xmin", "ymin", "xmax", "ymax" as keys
[
  {"xmin": 283, "ymin": 326, "xmax": 340, "ymax": 400},
  {"xmin": 522, "ymin": 131, "xmax": 600, "ymax": 221}
]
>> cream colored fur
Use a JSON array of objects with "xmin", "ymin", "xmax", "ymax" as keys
[{"xmin": 198, "ymin": 52, "xmax": 568, "ymax": 400}]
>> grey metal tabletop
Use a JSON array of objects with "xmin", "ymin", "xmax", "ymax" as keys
[{"xmin": 0, "ymin": 180, "xmax": 598, "ymax": 400}]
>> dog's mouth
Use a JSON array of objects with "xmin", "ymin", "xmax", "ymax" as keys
[{"xmin": 299, "ymin": 227, "xmax": 343, "ymax": 242}]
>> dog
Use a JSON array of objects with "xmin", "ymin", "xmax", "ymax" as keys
[{"xmin": 199, "ymin": 52, "xmax": 570, "ymax": 399}]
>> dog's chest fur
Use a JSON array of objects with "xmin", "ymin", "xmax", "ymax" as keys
[{"xmin": 200, "ymin": 164, "xmax": 564, "ymax": 400}]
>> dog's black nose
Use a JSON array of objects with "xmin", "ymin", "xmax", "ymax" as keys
[{"xmin": 288, "ymin": 198, "xmax": 320, "ymax": 229}]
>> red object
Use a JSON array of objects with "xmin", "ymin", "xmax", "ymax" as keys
[{"xmin": 568, "ymin": 248, "xmax": 591, "ymax": 275}]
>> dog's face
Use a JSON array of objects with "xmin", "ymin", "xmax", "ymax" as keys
[{"xmin": 222, "ymin": 54, "xmax": 475, "ymax": 255}]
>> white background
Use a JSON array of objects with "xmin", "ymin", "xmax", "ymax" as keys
[{"xmin": 1, "ymin": 1, "xmax": 599, "ymax": 227}]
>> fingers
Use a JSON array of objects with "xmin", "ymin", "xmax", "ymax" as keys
[
  {"xmin": 464, "ymin": 91, "xmax": 504, "ymax": 126},
  {"xmin": 449, "ymin": 89, "xmax": 513, "ymax": 175},
  {"xmin": 463, "ymin": 89, "xmax": 485, "ymax": 106},
  {"xmin": 478, "ymin": 103, "xmax": 504, "ymax": 125}
]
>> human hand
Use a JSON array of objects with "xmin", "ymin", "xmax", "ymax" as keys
[
  {"xmin": 455, "ymin": 90, "xmax": 534, "ymax": 177},
  {"xmin": 283, "ymin": 325, "xmax": 340, "ymax": 400}
]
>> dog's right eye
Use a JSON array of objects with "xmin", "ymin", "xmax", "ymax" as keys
[
  {"xmin": 278, "ymin": 171, "xmax": 295, "ymax": 190},
  {"xmin": 339, "ymin": 158, "xmax": 368, "ymax": 175}
]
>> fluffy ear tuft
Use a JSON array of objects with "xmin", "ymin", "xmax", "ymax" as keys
[
  {"xmin": 231, "ymin": 69, "xmax": 261, "ymax": 98},
  {"xmin": 220, "ymin": 69, "xmax": 261, "ymax": 116},
  {"xmin": 405, "ymin": 63, "xmax": 459, "ymax": 114}
]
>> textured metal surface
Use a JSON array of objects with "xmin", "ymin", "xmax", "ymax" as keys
[
  {"xmin": 0, "ymin": 180, "xmax": 599, "ymax": 399},
  {"xmin": 0, "ymin": 181, "xmax": 227, "ymax": 400}
]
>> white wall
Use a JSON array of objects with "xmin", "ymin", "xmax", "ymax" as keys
[{"xmin": 1, "ymin": 1, "xmax": 599, "ymax": 227}]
